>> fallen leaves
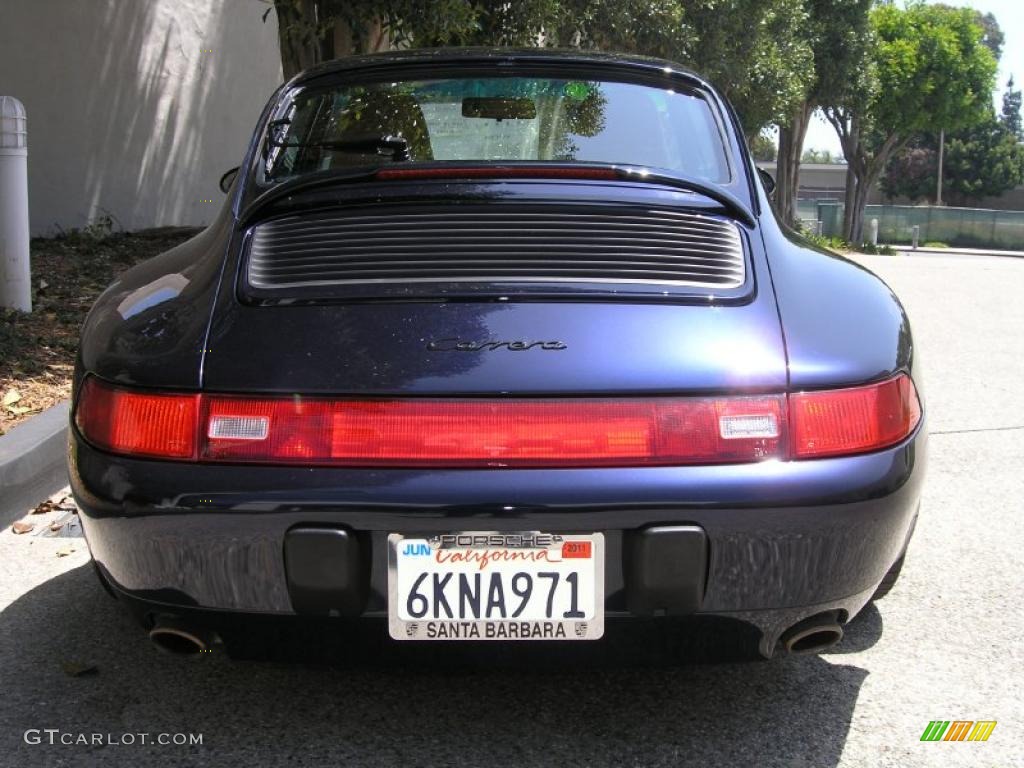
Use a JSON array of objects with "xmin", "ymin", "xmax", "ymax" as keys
[
  {"xmin": 1, "ymin": 227, "xmax": 200, "ymax": 435},
  {"xmin": 10, "ymin": 494, "xmax": 82, "ymax": 539},
  {"xmin": 31, "ymin": 495, "xmax": 76, "ymax": 515},
  {"xmin": 60, "ymin": 660, "xmax": 98, "ymax": 678},
  {"xmin": 56, "ymin": 546, "xmax": 76, "ymax": 557},
  {"xmin": 45, "ymin": 510, "xmax": 81, "ymax": 538},
  {"xmin": 2, "ymin": 387, "xmax": 31, "ymax": 415}
]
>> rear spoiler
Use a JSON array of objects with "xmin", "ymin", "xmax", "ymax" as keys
[{"xmin": 239, "ymin": 162, "xmax": 756, "ymax": 228}]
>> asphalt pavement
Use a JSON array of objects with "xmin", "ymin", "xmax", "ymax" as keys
[{"xmin": 1, "ymin": 251, "xmax": 1021, "ymax": 768}]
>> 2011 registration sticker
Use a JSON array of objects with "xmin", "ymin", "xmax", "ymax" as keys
[{"xmin": 387, "ymin": 532, "xmax": 604, "ymax": 641}]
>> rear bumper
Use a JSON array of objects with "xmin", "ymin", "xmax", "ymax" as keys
[{"xmin": 70, "ymin": 423, "xmax": 925, "ymax": 653}]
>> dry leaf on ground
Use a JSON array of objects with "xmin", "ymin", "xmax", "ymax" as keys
[
  {"xmin": 31, "ymin": 499, "xmax": 55, "ymax": 515},
  {"xmin": 60, "ymin": 661, "xmax": 98, "ymax": 677}
]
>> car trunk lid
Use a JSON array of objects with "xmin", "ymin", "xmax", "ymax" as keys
[
  {"xmin": 203, "ymin": 296, "xmax": 785, "ymax": 395},
  {"xmin": 204, "ymin": 186, "xmax": 785, "ymax": 395}
]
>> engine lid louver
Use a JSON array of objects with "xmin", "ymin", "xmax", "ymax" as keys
[{"xmin": 244, "ymin": 204, "xmax": 748, "ymax": 300}]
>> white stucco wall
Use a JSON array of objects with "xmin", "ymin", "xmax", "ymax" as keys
[{"xmin": 0, "ymin": 0, "xmax": 283, "ymax": 235}]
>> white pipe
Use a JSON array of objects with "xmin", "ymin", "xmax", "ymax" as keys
[{"xmin": 0, "ymin": 96, "xmax": 31, "ymax": 312}]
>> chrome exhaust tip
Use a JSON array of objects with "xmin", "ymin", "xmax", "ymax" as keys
[
  {"xmin": 148, "ymin": 616, "xmax": 213, "ymax": 655},
  {"xmin": 780, "ymin": 614, "xmax": 844, "ymax": 655}
]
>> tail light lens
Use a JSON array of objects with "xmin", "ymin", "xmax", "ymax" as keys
[
  {"xmin": 75, "ymin": 378, "xmax": 198, "ymax": 459},
  {"xmin": 73, "ymin": 374, "xmax": 919, "ymax": 467},
  {"xmin": 199, "ymin": 394, "xmax": 785, "ymax": 466},
  {"xmin": 76, "ymin": 378, "xmax": 784, "ymax": 466},
  {"xmin": 375, "ymin": 166, "xmax": 620, "ymax": 182},
  {"xmin": 789, "ymin": 374, "xmax": 921, "ymax": 459}
]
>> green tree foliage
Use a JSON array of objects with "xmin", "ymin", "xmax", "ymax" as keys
[
  {"xmin": 749, "ymin": 131, "xmax": 778, "ymax": 162},
  {"xmin": 269, "ymin": 1, "xmax": 814, "ymax": 141},
  {"xmin": 878, "ymin": 139, "xmax": 935, "ymax": 202},
  {"xmin": 933, "ymin": 6, "xmax": 1004, "ymax": 59},
  {"xmin": 774, "ymin": 0, "xmax": 873, "ymax": 227},
  {"xmin": 270, "ymin": 0, "xmax": 493, "ymax": 77},
  {"xmin": 269, "ymin": 1, "xmax": 693, "ymax": 79},
  {"xmin": 824, "ymin": 3, "xmax": 997, "ymax": 242},
  {"xmin": 974, "ymin": 10, "xmax": 1005, "ymax": 59},
  {"xmin": 881, "ymin": 102, "xmax": 1024, "ymax": 205},
  {"xmin": 1002, "ymin": 76, "xmax": 1022, "ymax": 140},
  {"xmin": 682, "ymin": 0, "xmax": 813, "ymax": 136},
  {"xmin": 944, "ymin": 111, "xmax": 1024, "ymax": 203}
]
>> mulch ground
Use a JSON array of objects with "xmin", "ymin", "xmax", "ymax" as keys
[{"xmin": 0, "ymin": 227, "xmax": 200, "ymax": 435}]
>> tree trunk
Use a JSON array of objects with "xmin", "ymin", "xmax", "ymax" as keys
[
  {"xmin": 333, "ymin": 17, "xmax": 392, "ymax": 56},
  {"xmin": 822, "ymin": 107, "xmax": 870, "ymax": 244},
  {"xmin": 274, "ymin": 0, "xmax": 320, "ymax": 80},
  {"xmin": 842, "ymin": 167, "xmax": 858, "ymax": 241},
  {"xmin": 847, "ymin": 172, "xmax": 871, "ymax": 244},
  {"xmin": 776, "ymin": 125, "xmax": 796, "ymax": 223},
  {"xmin": 275, "ymin": 2, "xmax": 391, "ymax": 79},
  {"xmin": 775, "ymin": 101, "xmax": 812, "ymax": 229},
  {"xmin": 829, "ymin": 111, "xmax": 860, "ymax": 243},
  {"xmin": 845, "ymin": 133, "xmax": 903, "ymax": 244}
]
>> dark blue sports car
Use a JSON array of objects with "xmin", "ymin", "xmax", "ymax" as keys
[{"xmin": 69, "ymin": 49, "xmax": 925, "ymax": 658}]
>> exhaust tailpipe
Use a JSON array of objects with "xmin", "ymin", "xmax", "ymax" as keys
[
  {"xmin": 780, "ymin": 613, "xmax": 844, "ymax": 655},
  {"xmin": 148, "ymin": 616, "xmax": 214, "ymax": 655}
]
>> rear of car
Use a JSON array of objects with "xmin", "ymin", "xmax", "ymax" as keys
[{"xmin": 69, "ymin": 50, "xmax": 925, "ymax": 658}]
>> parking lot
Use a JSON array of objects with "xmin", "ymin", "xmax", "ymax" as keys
[{"xmin": 1, "ymin": 251, "xmax": 1021, "ymax": 768}]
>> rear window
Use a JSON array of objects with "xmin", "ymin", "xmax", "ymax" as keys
[{"xmin": 261, "ymin": 76, "xmax": 730, "ymax": 184}]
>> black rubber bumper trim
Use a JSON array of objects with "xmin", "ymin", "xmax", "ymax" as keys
[
  {"xmin": 283, "ymin": 525, "xmax": 370, "ymax": 616},
  {"xmin": 624, "ymin": 525, "xmax": 707, "ymax": 616}
]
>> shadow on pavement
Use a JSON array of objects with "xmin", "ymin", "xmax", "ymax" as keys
[
  {"xmin": 823, "ymin": 601, "xmax": 884, "ymax": 655},
  {"xmin": 1, "ymin": 564, "xmax": 873, "ymax": 767}
]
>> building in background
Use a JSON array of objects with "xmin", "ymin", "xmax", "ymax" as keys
[
  {"xmin": 0, "ymin": 0, "xmax": 282, "ymax": 235},
  {"xmin": 756, "ymin": 160, "xmax": 1024, "ymax": 213},
  {"xmin": 755, "ymin": 160, "xmax": 1024, "ymax": 248}
]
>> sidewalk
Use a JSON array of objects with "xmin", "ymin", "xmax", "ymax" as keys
[{"xmin": 892, "ymin": 245, "xmax": 1024, "ymax": 258}]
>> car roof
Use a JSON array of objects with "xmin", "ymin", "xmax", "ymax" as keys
[{"xmin": 289, "ymin": 47, "xmax": 711, "ymax": 90}]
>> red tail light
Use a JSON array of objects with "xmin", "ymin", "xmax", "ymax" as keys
[
  {"xmin": 74, "ymin": 374, "xmax": 919, "ymax": 466},
  {"xmin": 789, "ymin": 374, "xmax": 921, "ymax": 459},
  {"xmin": 375, "ymin": 166, "xmax": 619, "ymax": 182},
  {"xmin": 75, "ymin": 378, "xmax": 198, "ymax": 459},
  {"xmin": 76, "ymin": 378, "xmax": 784, "ymax": 467},
  {"xmin": 200, "ymin": 394, "xmax": 785, "ymax": 466}
]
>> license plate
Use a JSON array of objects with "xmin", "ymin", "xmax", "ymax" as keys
[{"xmin": 387, "ymin": 532, "xmax": 604, "ymax": 641}]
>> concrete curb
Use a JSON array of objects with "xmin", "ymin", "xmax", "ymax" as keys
[{"xmin": 0, "ymin": 401, "xmax": 69, "ymax": 526}]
